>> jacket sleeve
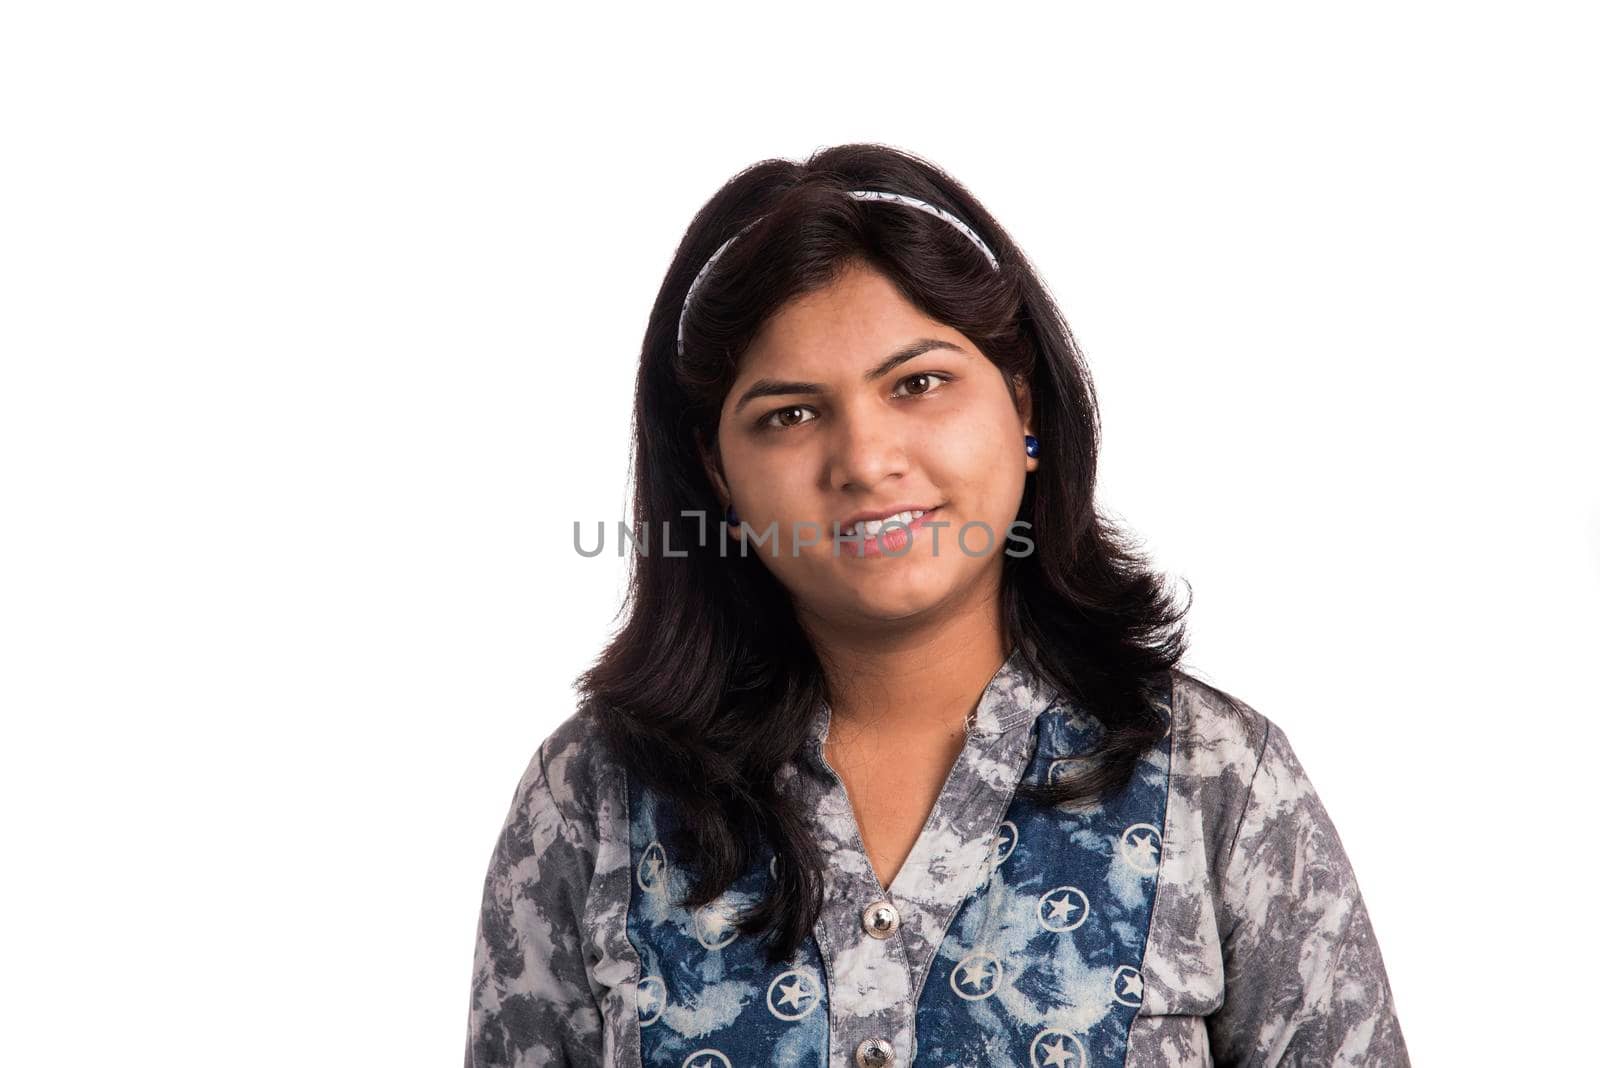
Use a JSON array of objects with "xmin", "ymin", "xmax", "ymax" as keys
[
  {"xmin": 465, "ymin": 740, "xmax": 605, "ymax": 1067},
  {"xmin": 1207, "ymin": 718, "xmax": 1410, "ymax": 1066}
]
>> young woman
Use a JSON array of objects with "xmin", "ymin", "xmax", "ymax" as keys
[{"xmin": 465, "ymin": 146, "xmax": 1409, "ymax": 1067}]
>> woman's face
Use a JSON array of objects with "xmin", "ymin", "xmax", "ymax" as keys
[{"xmin": 703, "ymin": 260, "xmax": 1038, "ymax": 631}]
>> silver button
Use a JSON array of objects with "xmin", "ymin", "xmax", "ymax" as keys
[
  {"xmin": 855, "ymin": 1037, "xmax": 894, "ymax": 1068},
  {"xmin": 861, "ymin": 899, "xmax": 900, "ymax": 939}
]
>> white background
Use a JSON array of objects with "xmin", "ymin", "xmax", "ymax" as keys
[{"xmin": 3, "ymin": 3, "xmax": 1595, "ymax": 1064}]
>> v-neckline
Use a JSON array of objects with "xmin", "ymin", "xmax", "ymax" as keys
[
  {"xmin": 816, "ymin": 720, "xmax": 983, "ymax": 900},
  {"xmin": 792, "ymin": 644, "xmax": 1066, "ymax": 1012},
  {"xmin": 806, "ymin": 644, "xmax": 1051, "ymax": 901}
]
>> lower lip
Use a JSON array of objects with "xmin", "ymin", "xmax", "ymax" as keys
[{"xmin": 837, "ymin": 507, "xmax": 942, "ymax": 558}]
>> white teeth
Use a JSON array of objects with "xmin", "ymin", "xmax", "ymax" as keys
[{"xmin": 850, "ymin": 509, "xmax": 928, "ymax": 538}]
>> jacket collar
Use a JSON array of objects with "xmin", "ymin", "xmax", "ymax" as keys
[{"xmin": 804, "ymin": 644, "xmax": 1066, "ymax": 771}]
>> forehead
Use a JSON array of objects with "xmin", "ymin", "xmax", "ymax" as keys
[{"xmin": 740, "ymin": 263, "xmax": 951, "ymax": 373}]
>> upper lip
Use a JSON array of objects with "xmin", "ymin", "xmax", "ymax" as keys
[{"xmin": 835, "ymin": 502, "xmax": 941, "ymax": 533}]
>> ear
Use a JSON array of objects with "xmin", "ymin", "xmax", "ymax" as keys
[
  {"xmin": 1013, "ymin": 374, "xmax": 1039, "ymax": 473},
  {"xmin": 695, "ymin": 428, "xmax": 741, "ymax": 538},
  {"xmin": 695, "ymin": 427, "xmax": 731, "ymax": 503}
]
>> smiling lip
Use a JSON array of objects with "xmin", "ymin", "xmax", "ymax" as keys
[
  {"xmin": 836, "ymin": 502, "xmax": 942, "ymax": 531},
  {"xmin": 834, "ymin": 506, "xmax": 943, "ymax": 558}
]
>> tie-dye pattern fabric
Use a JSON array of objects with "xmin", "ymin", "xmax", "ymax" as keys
[
  {"xmin": 465, "ymin": 651, "xmax": 1410, "ymax": 1066},
  {"xmin": 913, "ymin": 701, "xmax": 1170, "ymax": 1066},
  {"xmin": 625, "ymin": 776, "xmax": 829, "ymax": 1066}
]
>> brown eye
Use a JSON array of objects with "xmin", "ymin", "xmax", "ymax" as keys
[
  {"xmin": 761, "ymin": 405, "xmax": 816, "ymax": 430},
  {"xmin": 893, "ymin": 372, "xmax": 952, "ymax": 398}
]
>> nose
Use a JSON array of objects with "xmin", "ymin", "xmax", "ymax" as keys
[{"xmin": 828, "ymin": 403, "xmax": 909, "ymax": 494}]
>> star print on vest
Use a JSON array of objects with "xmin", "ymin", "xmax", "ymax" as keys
[
  {"xmin": 624, "ymin": 681, "xmax": 1172, "ymax": 1066},
  {"xmin": 915, "ymin": 695, "xmax": 1173, "ymax": 1067},
  {"xmin": 625, "ymin": 778, "xmax": 829, "ymax": 1066}
]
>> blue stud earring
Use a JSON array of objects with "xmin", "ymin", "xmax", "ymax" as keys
[
  {"xmin": 1024, "ymin": 434, "xmax": 1040, "ymax": 458},
  {"xmin": 726, "ymin": 503, "xmax": 740, "ymax": 526}
]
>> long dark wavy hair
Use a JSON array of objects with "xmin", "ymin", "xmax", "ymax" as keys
[{"xmin": 577, "ymin": 143, "xmax": 1209, "ymax": 968}]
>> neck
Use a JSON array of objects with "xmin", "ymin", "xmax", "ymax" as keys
[{"xmin": 799, "ymin": 587, "xmax": 1011, "ymax": 746}]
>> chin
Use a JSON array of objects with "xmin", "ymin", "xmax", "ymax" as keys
[{"xmin": 842, "ymin": 573, "xmax": 952, "ymax": 621}]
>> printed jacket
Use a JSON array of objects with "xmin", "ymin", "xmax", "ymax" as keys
[{"xmin": 465, "ymin": 649, "xmax": 1410, "ymax": 1066}]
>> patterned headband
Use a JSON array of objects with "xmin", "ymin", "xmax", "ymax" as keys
[{"xmin": 675, "ymin": 189, "xmax": 1000, "ymax": 357}]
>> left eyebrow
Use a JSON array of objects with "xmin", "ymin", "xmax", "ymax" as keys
[{"xmin": 731, "ymin": 338, "xmax": 969, "ymax": 414}]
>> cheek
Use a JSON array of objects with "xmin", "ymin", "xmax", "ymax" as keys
[
  {"xmin": 937, "ymin": 413, "xmax": 1028, "ymax": 522},
  {"xmin": 936, "ymin": 411, "xmax": 1018, "ymax": 485},
  {"xmin": 727, "ymin": 454, "xmax": 810, "ymax": 523}
]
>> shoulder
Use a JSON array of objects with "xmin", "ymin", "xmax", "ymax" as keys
[
  {"xmin": 515, "ymin": 698, "xmax": 623, "ymax": 861},
  {"xmin": 1165, "ymin": 669, "xmax": 1360, "ymax": 921},
  {"xmin": 1161, "ymin": 668, "xmax": 1300, "ymax": 893},
  {"xmin": 484, "ymin": 699, "xmax": 622, "ymax": 885},
  {"xmin": 1166, "ymin": 669, "xmax": 1326, "ymax": 853},
  {"xmin": 538, "ymin": 699, "xmax": 612, "ymax": 830},
  {"xmin": 1166, "ymin": 668, "xmax": 1272, "ymax": 796}
]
